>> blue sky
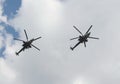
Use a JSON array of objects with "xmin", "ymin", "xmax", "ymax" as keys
[
  {"xmin": 0, "ymin": 0, "xmax": 21, "ymax": 58},
  {"xmin": 2, "ymin": 0, "xmax": 21, "ymax": 19}
]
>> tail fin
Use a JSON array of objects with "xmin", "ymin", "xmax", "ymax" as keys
[
  {"xmin": 70, "ymin": 47, "xmax": 74, "ymax": 51},
  {"xmin": 15, "ymin": 52, "xmax": 19, "ymax": 56}
]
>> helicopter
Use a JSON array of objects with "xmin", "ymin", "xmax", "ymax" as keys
[
  {"xmin": 14, "ymin": 29, "xmax": 41, "ymax": 55},
  {"xmin": 70, "ymin": 25, "xmax": 99, "ymax": 50}
]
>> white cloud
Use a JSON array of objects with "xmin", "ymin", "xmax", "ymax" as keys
[
  {"xmin": 0, "ymin": 58, "xmax": 17, "ymax": 84},
  {"xmin": 1, "ymin": 0, "xmax": 120, "ymax": 84},
  {"xmin": 73, "ymin": 77, "xmax": 90, "ymax": 84},
  {"xmin": 0, "ymin": 14, "xmax": 19, "ymax": 84},
  {"xmin": 0, "ymin": 27, "xmax": 20, "ymax": 84}
]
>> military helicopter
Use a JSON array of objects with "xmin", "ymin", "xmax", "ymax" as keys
[
  {"xmin": 14, "ymin": 29, "xmax": 41, "ymax": 55},
  {"xmin": 70, "ymin": 25, "xmax": 99, "ymax": 50}
]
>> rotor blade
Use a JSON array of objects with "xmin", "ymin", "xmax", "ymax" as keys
[
  {"xmin": 85, "ymin": 25, "xmax": 92, "ymax": 34},
  {"xmin": 34, "ymin": 37, "xmax": 42, "ymax": 41},
  {"xmin": 24, "ymin": 29, "xmax": 28, "ymax": 41},
  {"xmin": 14, "ymin": 38, "xmax": 24, "ymax": 42},
  {"xmin": 31, "ymin": 44, "xmax": 40, "ymax": 51},
  {"xmin": 84, "ymin": 41, "xmax": 86, "ymax": 47},
  {"xmin": 70, "ymin": 37, "xmax": 79, "ymax": 40},
  {"xmin": 73, "ymin": 25, "xmax": 83, "ymax": 36},
  {"xmin": 88, "ymin": 37, "xmax": 99, "ymax": 39}
]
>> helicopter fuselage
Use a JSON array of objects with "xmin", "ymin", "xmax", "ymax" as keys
[
  {"xmin": 22, "ymin": 39, "xmax": 34, "ymax": 49},
  {"xmin": 78, "ymin": 32, "xmax": 91, "ymax": 43}
]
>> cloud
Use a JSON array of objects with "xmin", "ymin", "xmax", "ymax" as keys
[
  {"xmin": 0, "ymin": 58, "xmax": 17, "ymax": 84},
  {"xmin": 0, "ymin": 30, "xmax": 21, "ymax": 84},
  {"xmin": 0, "ymin": 1, "xmax": 20, "ymax": 83},
  {"xmin": 0, "ymin": 23, "xmax": 20, "ymax": 83},
  {"xmin": 1, "ymin": 0, "xmax": 120, "ymax": 84},
  {"xmin": 0, "ymin": 58, "xmax": 16, "ymax": 80}
]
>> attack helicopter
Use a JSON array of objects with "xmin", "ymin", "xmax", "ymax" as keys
[
  {"xmin": 14, "ymin": 29, "xmax": 41, "ymax": 55},
  {"xmin": 70, "ymin": 25, "xmax": 99, "ymax": 50}
]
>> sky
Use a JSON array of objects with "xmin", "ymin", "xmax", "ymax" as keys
[{"xmin": 0, "ymin": 0, "xmax": 120, "ymax": 84}]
